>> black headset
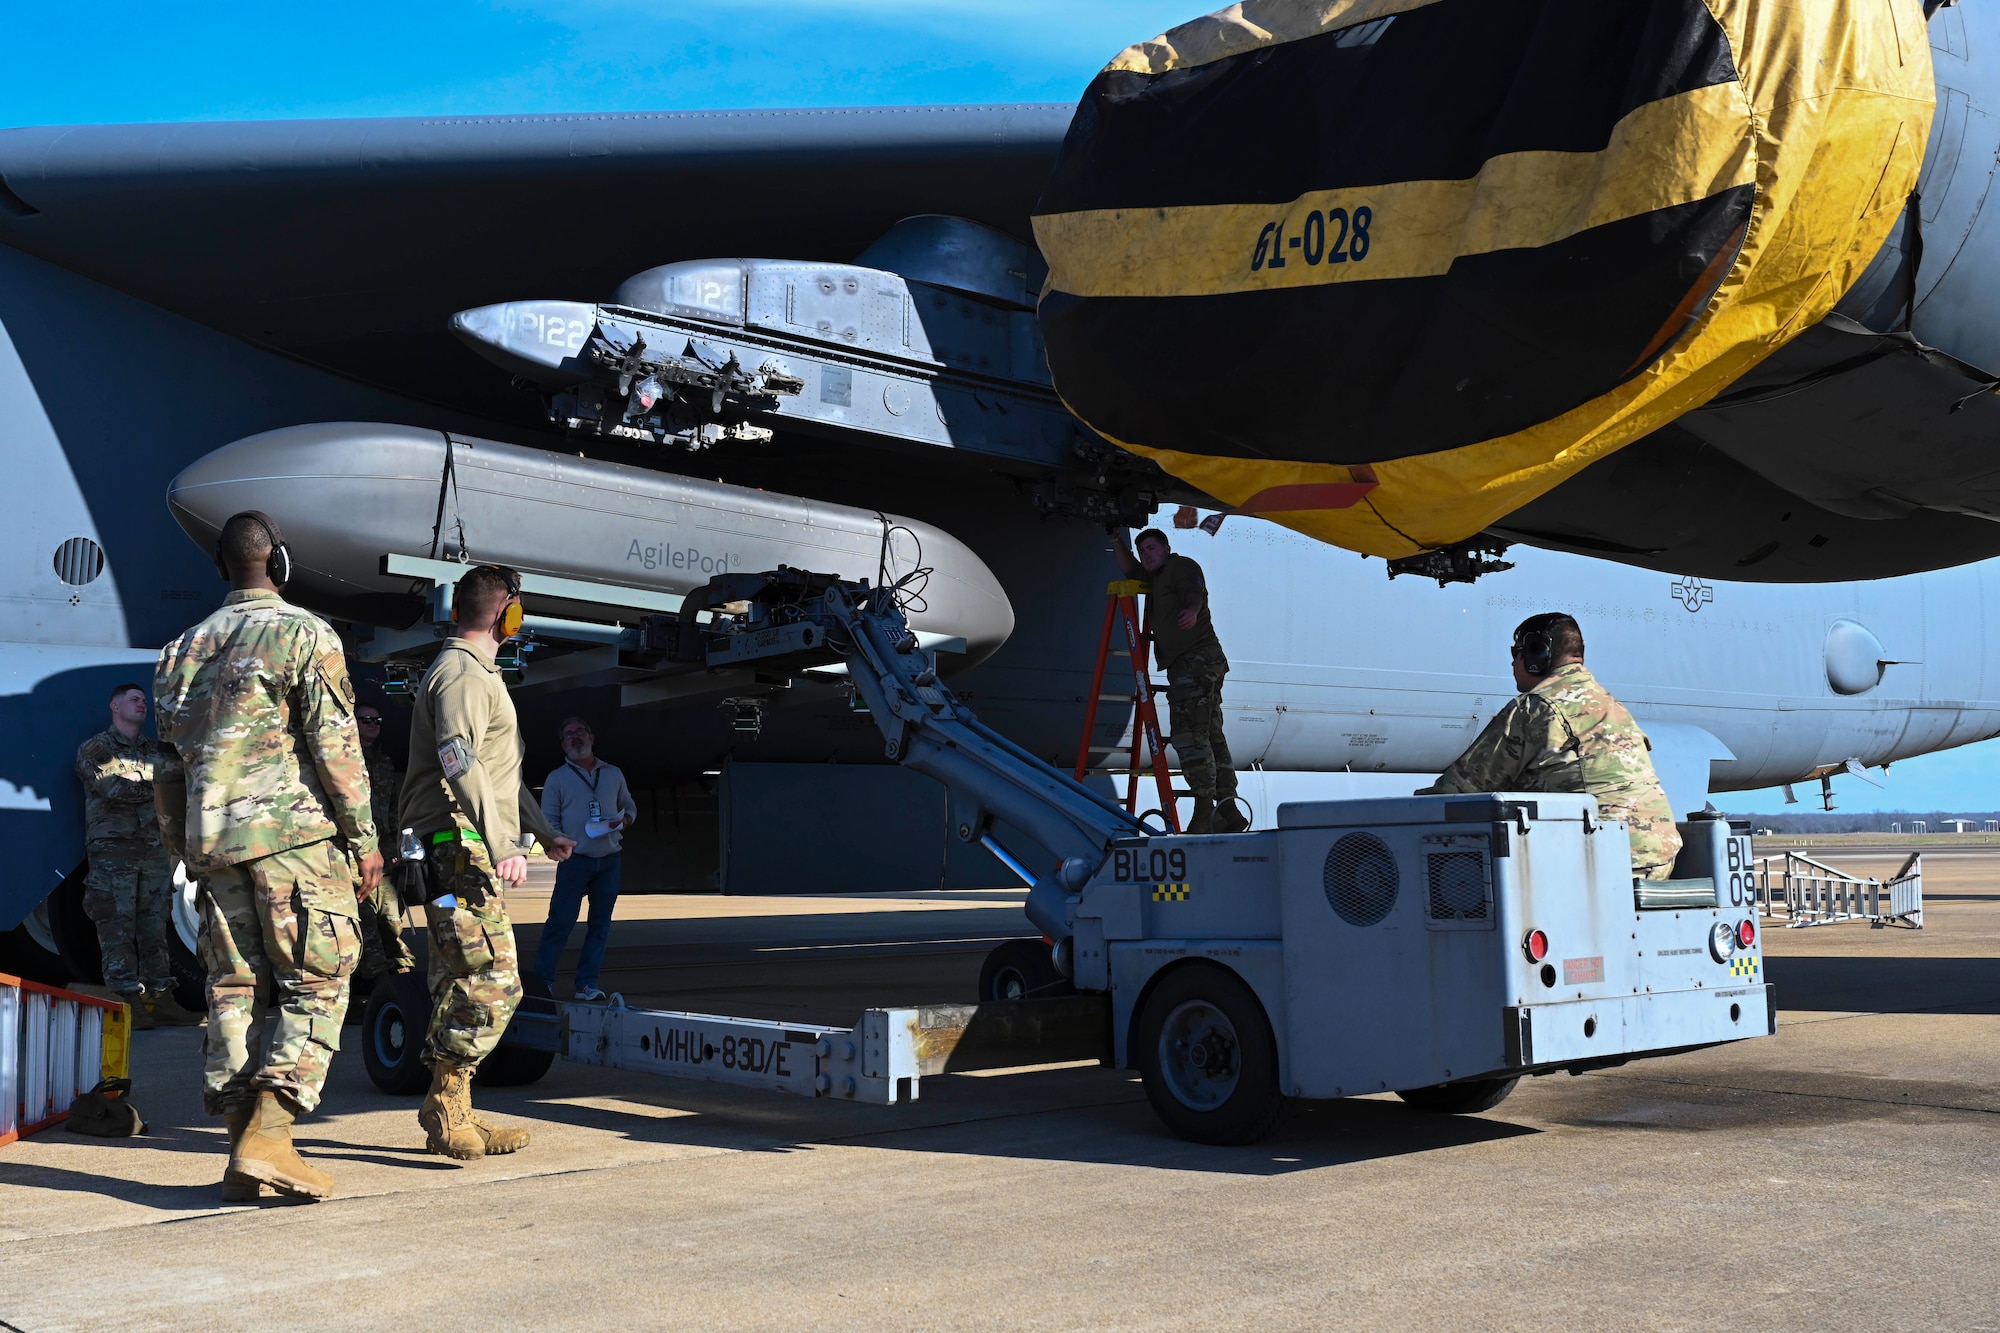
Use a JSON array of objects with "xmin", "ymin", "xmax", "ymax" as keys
[
  {"xmin": 214, "ymin": 510, "xmax": 292, "ymax": 586},
  {"xmin": 1511, "ymin": 614, "xmax": 1578, "ymax": 678},
  {"xmin": 1513, "ymin": 627, "xmax": 1555, "ymax": 677}
]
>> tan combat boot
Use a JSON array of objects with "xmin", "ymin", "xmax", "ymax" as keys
[
  {"xmin": 148, "ymin": 989, "xmax": 205, "ymax": 1027},
  {"xmin": 220, "ymin": 1109, "xmax": 262, "ymax": 1202},
  {"xmin": 1186, "ymin": 797, "xmax": 1215, "ymax": 835},
  {"xmin": 418, "ymin": 1062, "xmax": 485, "ymax": 1161},
  {"xmin": 467, "ymin": 1104, "xmax": 531, "ymax": 1155},
  {"xmin": 228, "ymin": 1090, "xmax": 334, "ymax": 1199}
]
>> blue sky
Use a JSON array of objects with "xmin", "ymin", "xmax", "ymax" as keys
[
  {"xmin": 1728, "ymin": 744, "xmax": 2000, "ymax": 818},
  {"xmin": 0, "ymin": 1, "xmax": 1198, "ymax": 126},
  {"xmin": 7, "ymin": 1, "xmax": 2000, "ymax": 813}
]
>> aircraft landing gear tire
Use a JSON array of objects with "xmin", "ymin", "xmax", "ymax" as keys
[
  {"xmin": 47, "ymin": 862, "xmax": 102, "ymax": 985},
  {"xmin": 1395, "ymin": 1077, "xmax": 1520, "ymax": 1114},
  {"xmin": 1135, "ymin": 962, "xmax": 1287, "ymax": 1145},
  {"xmin": 361, "ymin": 971, "xmax": 433, "ymax": 1095},
  {"xmin": 977, "ymin": 938, "xmax": 1073, "ymax": 1003},
  {"xmin": 0, "ymin": 922, "xmax": 69, "ymax": 987},
  {"xmin": 166, "ymin": 929, "xmax": 206, "ymax": 1015}
]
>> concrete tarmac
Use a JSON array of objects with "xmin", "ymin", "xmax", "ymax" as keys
[{"xmin": 3, "ymin": 851, "xmax": 1998, "ymax": 1330}]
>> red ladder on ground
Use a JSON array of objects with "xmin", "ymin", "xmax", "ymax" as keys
[{"xmin": 1074, "ymin": 579, "xmax": 1182, "ymax": 832}]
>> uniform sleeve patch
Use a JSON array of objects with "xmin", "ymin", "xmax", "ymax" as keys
[
  {"xmin": 315, "ymin": 652, "xmax": 357, "ymax": 711},
  {"xmin": 438, "ymin": 737, "xmax": 473, "ymax": 780}
]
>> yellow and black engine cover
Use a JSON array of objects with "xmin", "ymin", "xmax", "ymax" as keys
[{"xmin": 1034, "ymin": 0, "xmax": 1934, "ymax": 558}]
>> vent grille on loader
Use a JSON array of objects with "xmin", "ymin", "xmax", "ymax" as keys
[
  {"xmin": 1324, "ymin": 833, "xmax": 1399, "ymax": 927},
  {"xmin": 1427, "ymin": 852, "xmax": 1491, "ymax": 921}
]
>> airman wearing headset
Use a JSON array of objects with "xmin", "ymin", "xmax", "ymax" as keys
[
  {"xmin": 153, "ymin": 509, "xmax": 382, "ymax": 1201},
  {"xmin": 1419, "ymin": 612, "xmax": 1683, "ymax": 880},
  {"xmin": 396, "ymin": 563, "xmax": 575, "ymax": 1163}
]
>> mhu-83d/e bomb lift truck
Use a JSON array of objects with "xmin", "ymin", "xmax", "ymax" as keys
[{"xmin": 364, "ymin": 566, "xmax": 1774, "ymax": 1144}]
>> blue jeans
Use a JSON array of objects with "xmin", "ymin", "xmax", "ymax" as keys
[{"xmin": 534, "ymin": 852, "xmax": 621, "ymax": 993}]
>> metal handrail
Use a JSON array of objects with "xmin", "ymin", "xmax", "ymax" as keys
[{"xmin": 1750, "ymin": 851, "xmax": 1922, "ymax": 930}]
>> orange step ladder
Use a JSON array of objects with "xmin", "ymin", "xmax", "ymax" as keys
[{"xmin": 1074, "ymin": 579, "xmax": 1182, "ymax": 832}]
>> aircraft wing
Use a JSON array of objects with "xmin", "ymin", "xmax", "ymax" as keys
[
  {"xmin": 7, "ymin": 102, "xmax": 2000, "ymax": 581},
  {"xmin": 1493, "ymin": 313, "xmax": 2000, "ymax": 582},
  {"xmin": 0, "ymin": 105, "xmax": 1072, "ymax": 429}
]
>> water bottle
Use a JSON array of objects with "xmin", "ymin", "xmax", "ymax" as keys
[{"xmin": 399, "ymin": 826, "xmax": 425, "ymax": 862}]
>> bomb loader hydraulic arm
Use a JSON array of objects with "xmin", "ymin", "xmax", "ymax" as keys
[
  {"xmin": 422, "ymin": 566, "xmax": 1773, "ymax": 1145},
  {"xmin": 660, "ymin": 565, "xmax": 1149, "ymax": 947}
]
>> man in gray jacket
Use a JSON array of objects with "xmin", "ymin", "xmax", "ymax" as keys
[{"xmin": 535, "ymin": 716, "xmax": 639, "ymax": 1001}]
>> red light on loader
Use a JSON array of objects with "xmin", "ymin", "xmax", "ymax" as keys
[
  {"xmin": 1523, "ymin": 929, "xmax": 1549, "ymax": 963},
  {"xmin": 1737, "ymin": 919, "xmax": 1756, "ymax": 949}
]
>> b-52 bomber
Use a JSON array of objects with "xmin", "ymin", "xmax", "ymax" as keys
[{"xmin": 8, "ymin": 2, "xmax": 2000, "ymax": 964}]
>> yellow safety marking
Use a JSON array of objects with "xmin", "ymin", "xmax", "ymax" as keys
[
  {"xmin": 1153, "ymin": 882, "xmax": 1192, "ymax": 901},
  {"xmin": 1730, "ymin": 954, "xmax": 1760, "ymax": 979},
  {"xmin": 99, "ymin": 1002, "xmax": 131, "ymax": 1080},
  {"xmin": 1037, "ymin": 85, "xmax": 1756, "ymax": 301}
]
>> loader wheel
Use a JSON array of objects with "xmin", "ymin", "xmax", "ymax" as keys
[
  {"xmin": 978, "ymin": 938, "xmax": 1072, "ymax": 1002},
  {"xmin": 1135, "ymin": 962, "xmax": 1286, "ymax": 1145},
  {"xmin": 1395, "ymin": 1077, "xmax": 1520, "ymax": 1114},
  {"xmin": 361, "ymin": 970, "xmax": 433, "ymax": 1095}
]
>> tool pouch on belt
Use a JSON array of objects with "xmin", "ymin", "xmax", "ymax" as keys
[{"xmin": 421, "ymin": 840, "xmax": 498, "ymax": 973}]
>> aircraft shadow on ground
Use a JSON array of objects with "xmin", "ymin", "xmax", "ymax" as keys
[
  {"xmin": 496, "ymin": 1063, "xmax": 1540, "ymax": 1178},
  {"xmin": 834, "ymin": 1088, "xmax": 1544, "ymax": 1178},
  {"xmin": 1764, "ymin": 955, "xmax": 2000, "ymax": 1014}
]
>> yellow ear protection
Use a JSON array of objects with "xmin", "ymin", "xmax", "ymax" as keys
[
  {"xmin": 213, "ymin": 510, "xmax": 292, "ymax": 585},
  {"xmin": 451, "ymin": 565, "xmax": 525, "ymax": 638}
]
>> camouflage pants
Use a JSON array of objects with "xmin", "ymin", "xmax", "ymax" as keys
[
  {"xmin": 83, "ymin": 846, "xmax": 176, "ymax": 996},
  {"xmin": 196, "ymin": 839, "xmax": 362, "ymax": 1116},
  {"xmin": 1165, "ymin": 647, "xmax": 1237, "ymax": 804},
  {"xmin": 355, "ymin": 870, "xmax": 416, "ymax": 983},
  {"xmin": 420, "ymin": 837, "xmax": 521, "ymax": 1071}
]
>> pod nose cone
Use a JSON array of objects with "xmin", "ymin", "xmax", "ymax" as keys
[
  {"xmin": 450, "ymin": 300, "xmax": 597, "ymax": 382},
  {"xmin": 168, "ymin": 422, "xmax": 426, "ymax": 548}
]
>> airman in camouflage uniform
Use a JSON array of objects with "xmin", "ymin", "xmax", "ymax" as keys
[
  {"xmin": 355, "ymin": 710, "xmax": 415, "ymax": 983},
  {"xmin": 1115, "ymin": 526, "xmax": 1247, "ymax": 834},
  {"xmin": 1422, "ymin": 613, "xmax": 1683, "ymax": 879},
  {"xmin": 153, "ymin": 510, "xmax": 382, "ymax": 1201},
  {"xmin": 74, "ymin": 683, "xmax": 199, "ymax": 1024},
  {"xmin": 398, "ymin": 564, "xmax": 572, "ymax": 1161}
]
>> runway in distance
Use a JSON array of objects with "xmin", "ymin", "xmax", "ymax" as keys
[{"xmin": 4, "ymin": 2, "xmax": 2000, "ymax": 941}]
